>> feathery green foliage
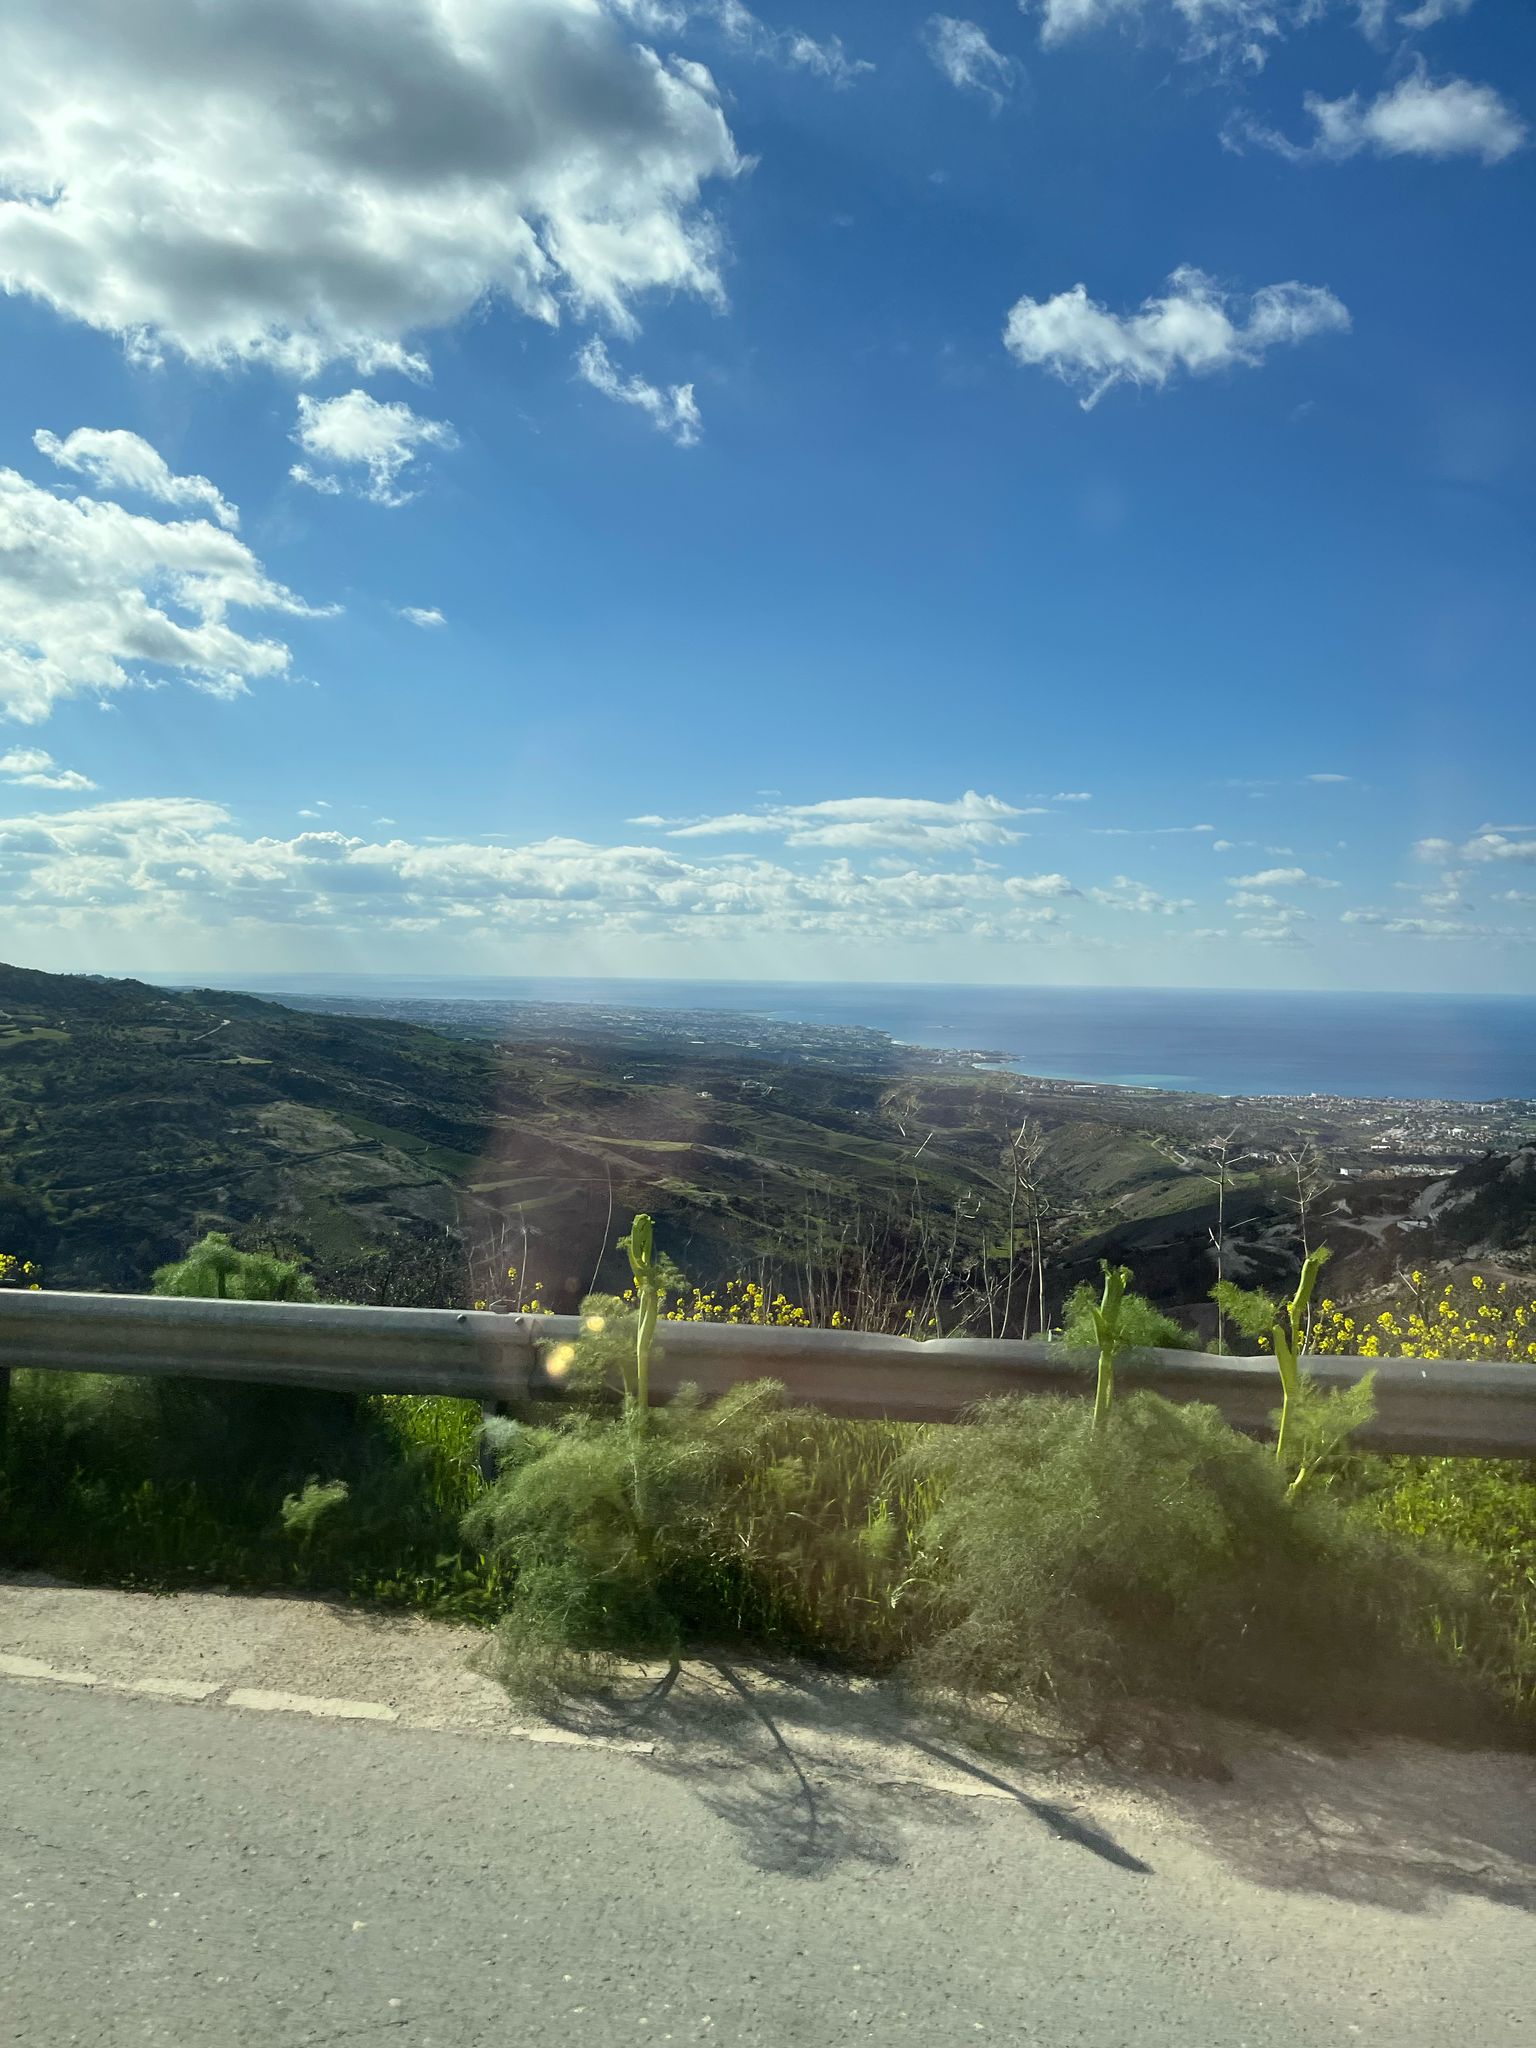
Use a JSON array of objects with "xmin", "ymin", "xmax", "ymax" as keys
[
  {"xmin": 152, "ymin": 1231, "xmax": 317, "ymax": 1302},
  {"xmin": 900, "ymin": 1390, "xmax": 1492, "ymax": 1748}
]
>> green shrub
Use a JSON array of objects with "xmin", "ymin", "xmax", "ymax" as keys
[
  {"xmin": 900, "ymin": 1390, "xmax": 1499, "ymax": 1750},
  {"xmin": 466, "ymin": 1381, "xmax": 801, "ymax": 1694}
]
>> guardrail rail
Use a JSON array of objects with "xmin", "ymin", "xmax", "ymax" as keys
[{"xmin": 3, "ymin": 1288, "xmax": 1534, "ymax": 1458}]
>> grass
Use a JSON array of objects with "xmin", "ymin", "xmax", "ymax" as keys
[{"xmin": 0, "ymin": 1373, "xmax": 508, "ymax": 1620}]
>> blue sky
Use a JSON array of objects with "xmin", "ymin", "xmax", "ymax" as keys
[{"xmin": 1, "ymin": 0, "xmax": 1533, "ymax": 990}]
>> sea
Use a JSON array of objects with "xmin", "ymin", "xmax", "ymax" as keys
[{"xmin": 219, "ymin": 976, "xmax": 1536, "ymax": 1103}]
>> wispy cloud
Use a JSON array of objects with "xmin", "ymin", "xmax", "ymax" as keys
[
  {"xmin": 576, "ymin": 339, "xmax": 702, "ymax": 447},
  {"xmin": 1228, "ymin": 866, "xmax": 1340, "ymax": 889},
  {"xmin": 1005, "ymin": 267, "xmax": 1349, "ymax": 409},
  {"xmin": 923, "ymin": 17, "xmax": 1018, "ymax": 108},
  {"xmin": 664, "ymin": 791, "xmax": 1033, "ymax": 851},
  {"xmin": 398, "ymin": 607, "xmax": 447, "ymax": 630},
  {"xmin": 1088, "ymin": 877, "xmax": 1194, "ymax": 914}
]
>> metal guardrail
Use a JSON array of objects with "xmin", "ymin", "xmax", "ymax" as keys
[{"xmin": 2, "ymin": 1288, "xmax": 1534, "ymax": 1458}]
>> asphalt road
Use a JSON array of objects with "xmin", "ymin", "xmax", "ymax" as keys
[{"xmin": 3, "ymin": 1670, "xmax": 1530, "ymax": 2048}]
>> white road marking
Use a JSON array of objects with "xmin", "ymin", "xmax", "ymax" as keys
[
  {"xmin": 0, "ymin": 1654, "xmax": 995, "ymax": 1791},
  {"xmin": 0, "ymin": 1653, "xmax": 99, "ymax": 1686},
  {"xmin": 226, "ymin": 1688, "xmax": 399, "ymax": 1722},
  {"xmin": 121, "ymin": 1675, "xmax": 222, "ymax": 1702},
  {"xmin": 518, "ymin": 1727, "xmax": 655, "ymax": 1756}
]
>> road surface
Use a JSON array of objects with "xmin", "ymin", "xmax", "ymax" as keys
[{"xmin": 2, "ymin": 1581, "xmax": 1531, "ymax": 2048}]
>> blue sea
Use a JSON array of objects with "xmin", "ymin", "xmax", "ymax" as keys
[{"xmin": 218, "ymin": 976, "xmax": 1536, "ymax": 1103}]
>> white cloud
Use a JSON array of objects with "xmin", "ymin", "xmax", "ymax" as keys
[
  {"xmin": 398, "ymin": 606, "xmax": 447, "ymax": 630},
  {"xmin": 0, "ymin": 746, "xmax": 95, "ymax": 791},
  {"xmin": 1092, "ymin": 822, "xmax": 1215, "ymax": 837},
  {"xmin": 1235, "ymin": 67, "xmax": 1527, "ymax": 166},
  {"xmin": 1228, "ymin": 865, "xmax": 1340, "ymax": 888},
  {"xmin": 1398, "ymin": 0, "xmax": 1474, "ymax": 25},
  {"xmin": 1496, "ymin": 890, "xmax": 1536, "ymax": 906},
  {"xmin": 667, "ymin": 791, "xmax": 1034, "ymax": 851},
  {"xmin": 0, "ymin": 460, "xmax": 333, "ymax": 725},
  {"xmin": 33, "ymin": 428, "xmax": 239, "ymax": 529},
  {"xmin": 291, "ymin": 391, "xmax": 457, "ymax": 507},
  {"xmin": 1053, "ymin": 790, "xmax": 1092, "ymax": 802},
  {"xmin": 1239, "ymin": 916, "xmax": 1308, "ymax": 945},
  {"xmin": 576, "ymin": 338, "xmax": 702, "ymax": 446},
  {"xmin": 612, "ymin": 2, "xmax": 872, "ymax": 79},
  {"xmin": 1306, "ymin": 771, "xmax": 1351, "ymax": 784},
  {"xmin": 1024, "ymin": 1, "xmax": 1474, "ymax": 59},
  {"xmin": 1088, "ymin": 877, "xmax": 1194, "ymax": 913},
  {"xmin": 1004, "ymin": 267, "xmax": 1348, "ymax": 409},
  {"xmin": 0, "ymin": 0, "xmax": 742, "ymax": 375},
  {"xmin": 924, "ymin": 18, "xmax": 1018, "ymax": 106},
  {"xmin": 1226, "ymin": 890, "xmax": 1284, "ymax": 911},
  {"xmin": 1382, "ymin": 915, "xmax": 1481, "ymax": 938},
  {"xmin": 0, "ymin": 794, "xmax": 1088, "ymax": 947},
  {"xmin": 665, "ymin": 2, "xmax": 873, "ymax": 86},
  {"xmin": 1418, "ymin": 831, "xmax": 1536, "ymax": 865}
]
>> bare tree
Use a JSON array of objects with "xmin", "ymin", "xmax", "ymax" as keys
[
  {"xmin": 1202, "ymin": 1127, "xmax": 1242, "ymax": 1354},
  {"xmin": 1279, "ymin": 1139, "xmax": 1334, "ymax": 1342}
]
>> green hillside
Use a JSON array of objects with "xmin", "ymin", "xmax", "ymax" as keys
[{"xmin": 2, "ymin": 962, "xmax": 1529, "ymax": 1322}]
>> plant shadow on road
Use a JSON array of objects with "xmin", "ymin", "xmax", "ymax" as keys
[
  {"xmin": 529, "ymin": 1658, "xmax": 1536, "ymax": 1913},
  {"xmin": 1153, "ymin": 1728, "xmax": 1536, "ymax": 1916},
  {"xmin": 528, "ymin": 1658, "xmax": 1155, "ymax": 1880}
]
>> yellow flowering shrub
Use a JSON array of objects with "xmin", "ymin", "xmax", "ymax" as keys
[
  {"xmin": 0, "ymin": 1253, "xmax": 41, "ymax": 1289},
  {"xmin": 1313, "ymin": 1271, "xmax": 1536, "ymax": 1364}
]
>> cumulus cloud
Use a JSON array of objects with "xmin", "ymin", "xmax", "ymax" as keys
[
  {"xmin": 33, "ymin": 428, "xmax": 239, "ymax": 529},
  {"xmin": 1233, "ymin": 67, "xmax": 1527, "ymax": 166},
  {"xmin": 665, "ymin": 791, "xmax": 1035, "ymax": 851},
  {"xmin": 0, "ymin": 0, "xmax": 742, "ymax": 375},
  {"xmin": 576, "ymin": 338, "xmax": 702, "ymax": 445},
  {"xmin": 0, "ymin": 794, "xmax": 1088, "ymax": 947},
  {"xmin": 0, "ymin": 746, "xmax": 95, "ymax": 791},
  {"xmin": 0, "ymin": 461, "xmax": 334, "ymax": 724},
  {"xmin": 924, "ymin": 18, "xmax": 1017, "ymax": 106},
  {"xmin": 1088, "ymin": 876, "xmax": 1194, "ymax": 913},
  {"xmin": 398, "ymin": 606, "xmax": 447, "ymax": 629},
  {"xmin": 1004, "ymin": 267, "xmax": 1349, "ymax": 408},
  {"xmin": 291, "ymin": 391, "xmax": 458, "ymax": 506},
  {"xmin": 1417, "ymin": 831, "xmax": 1536, "ymax": 865},
  {"xmin": 1228, "ymin": 865, "xmax": 1340, "ymax": 888}
]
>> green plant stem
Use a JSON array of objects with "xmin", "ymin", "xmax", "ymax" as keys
[
  {"xmin": 1272, "ymin": 1246, "xmax": 1330, "ymax": 1473},
  {"xmin": 1088, "ymin": 1263, "xmax": 1132, "ymax": 1433}
]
